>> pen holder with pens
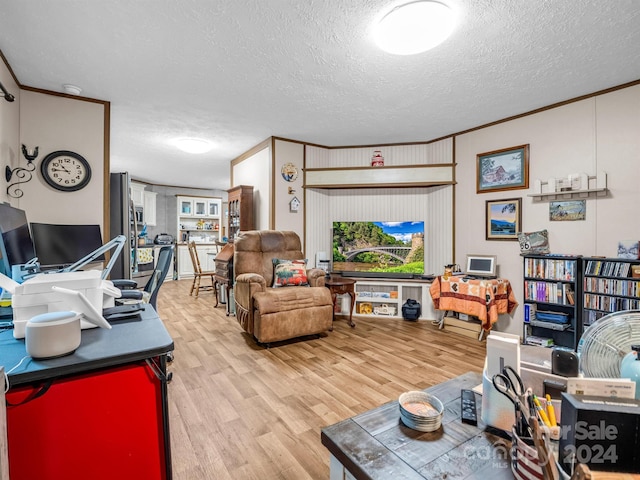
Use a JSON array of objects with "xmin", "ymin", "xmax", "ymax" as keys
[{"xmin": 481, "ymin": 368, "xmax": 515, "ymax": 431}]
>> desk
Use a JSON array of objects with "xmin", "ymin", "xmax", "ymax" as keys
[
  {"xmin": 325, "ymin": 276, "xmax": 356, "ymax": 327},
  {"xmin": 0, "ymin": 305, "xmax": 174, "ymax": 480},
  {"xmin": 429, "ymin": 276, "xmax": 518, "ymax": 330},
  {"xmin": 321, "ymin": 372, "xmax": 513, "ymax": 479}
]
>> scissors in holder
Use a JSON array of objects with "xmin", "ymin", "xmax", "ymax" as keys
[{"xmin": 492, "ymin": 367, "xmax": 531, "ymax": 437}]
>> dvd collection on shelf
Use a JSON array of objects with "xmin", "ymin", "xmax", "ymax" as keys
[
  {"xmin": 584, "ymin": 259, "xmax": 635, "ymax": 277},
  {"xmin": 524, "ymin": 257, "xmax": 576, "ymax": 281},
  {"xmin": 524, "ymin": 280, "xmax": 575, "ymax": 305},
  {"xmin": 523, "ymin": 254, "xmax": 581, "ymax": 349},
  {"xmin": 524, "ymin": 255, "xmax": 640, "ymax": 347},
  {"xmin": 582, "ymin": 257, "xmax": 640, "ymax": 328}
]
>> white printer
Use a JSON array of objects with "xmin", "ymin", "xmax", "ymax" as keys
[{"xmin": 0, "ymin": 269, "xmax": 121, "ymax": 338}]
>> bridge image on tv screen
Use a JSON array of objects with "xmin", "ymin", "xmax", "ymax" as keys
[{"xmin": 332, "ymin": 221, "xmax": 424, "ymax": 275}]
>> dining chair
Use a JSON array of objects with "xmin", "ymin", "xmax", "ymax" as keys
[{"xmin": 188, "ymin": 241, "xmax": 217, "ymax": 300}]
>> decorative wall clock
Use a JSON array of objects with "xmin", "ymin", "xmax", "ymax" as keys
[
  {"xmin": 40, "ymin": 150, "xmax": 92, "ymax": 192},
  {"xmin": 281, "ymin": 162, "xmax": 298, "ymax": 182}
]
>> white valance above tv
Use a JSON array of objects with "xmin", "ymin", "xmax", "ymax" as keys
[{"xmin": 303, "ymin": 163, "xmax": 454, "ymax": 189}]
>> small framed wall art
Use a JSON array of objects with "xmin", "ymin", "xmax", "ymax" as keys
[
  {"xmin": 477, "ymin": 144, "xmax": 529, "ymax": 193},
  {"xmin": 486, "ymin": 197, "xmax": 522, "ymax": 241}
]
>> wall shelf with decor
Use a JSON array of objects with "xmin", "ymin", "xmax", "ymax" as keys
[
  {"xmin": 522, "ymin": 254, "xmax": 582, "ymax": 350},
  {"xmin": 582, "ymin": 257, "xmax": 640, "ymax": 330},
  {"xmin": 528, "ymin": 172, "xmax": 608, "ymax": 201}
]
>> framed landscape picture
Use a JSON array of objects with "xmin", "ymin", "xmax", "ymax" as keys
[
  {"xmin": 486, "ymin": 198, "xmax": 522, "ymax": 241},
  {"xmin": 476, "ymin": 144, "xmax": 529, "ymax": 193}
]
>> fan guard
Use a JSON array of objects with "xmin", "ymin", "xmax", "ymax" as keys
[{"xmin": 577, "ymin": 310, "xmax": 640, "ymax": 378}]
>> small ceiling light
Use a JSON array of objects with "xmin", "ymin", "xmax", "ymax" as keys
[
  {"xmin": 373, "ymin": 1, "xmax": 456, "ymax": 55},
  {"xmin": 62, "ymin": 84, "xmax": 82, "ymax": 95},
  {"xmin": 174, "ymin": 138, "xmax": 214, "ymax": 154}
]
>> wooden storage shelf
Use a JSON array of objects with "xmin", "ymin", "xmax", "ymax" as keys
[{"xmin": 227, "ymin": 185, "xmax": 254, "ymax": 242}]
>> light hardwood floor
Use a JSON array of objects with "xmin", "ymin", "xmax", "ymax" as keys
[{"xmin": 157, "ymin": 279, "xmax": 486, "ymax": 479}]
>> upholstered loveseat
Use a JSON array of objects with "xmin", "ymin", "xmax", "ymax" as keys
[{"xmin": 233, "ymin": 230, "xmax": 333, "ymax": 344}]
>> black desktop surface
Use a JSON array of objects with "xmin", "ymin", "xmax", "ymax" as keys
[{"xmin": 0, "ymin": 304, "xmax": 173, "ymax": 386}]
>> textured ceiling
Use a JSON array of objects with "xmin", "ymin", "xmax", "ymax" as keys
[{"xmin": 1, "ymin": 0, "xmax": 639, "ymax": 190}]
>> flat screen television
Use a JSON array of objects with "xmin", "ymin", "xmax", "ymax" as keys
[
  {"xmin": 30, "ymin": 223, "xmax": 105, "ymax": 268},
  {"xmin": 332, "ymin": 221, "xmax": 424, "ymax": 278},
  {"xmin": 465, "ymin": 254, "xmax": 497, "ymax": 278},
  {"xmin": 0, "ymin": 203, "xmax": 36, "ymax": 276}
]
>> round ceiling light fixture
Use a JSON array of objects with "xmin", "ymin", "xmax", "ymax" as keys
[
  {"xmin": 373, "ymin": 1, "xmax": 456, "ymax": 55},
  {"xmin": 174, "ymin": 137, "xmax": 214, "ymax": 154},
  {"xmin": 62, "ymin": 84, "xmax": 82, "ymax": 95}
]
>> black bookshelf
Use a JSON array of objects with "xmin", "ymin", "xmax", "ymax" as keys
[
  {"xmin": 522, "ymin": 254, "xmax": 582, "ymax": 349},
  {"xmin": 582, "ymin": 257, "xmax": 640, "ymax": 330}
]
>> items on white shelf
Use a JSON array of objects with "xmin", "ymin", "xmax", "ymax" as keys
[
  {"xmin": 531, "ymin": 171, "xmax": 607, "ymax": 197},
  {"xmin": 371, "ymin": 150, "xmax": 384, "ymax": 167}
]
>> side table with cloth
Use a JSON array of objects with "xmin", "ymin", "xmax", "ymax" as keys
[{"xmin": 429, "ymin": 275, "xmax": 518, "ymax": 330}]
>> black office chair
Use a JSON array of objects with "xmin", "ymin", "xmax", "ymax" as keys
[{"xmin": 112, "ymin": 245, "xmax": 174, "ymax": 310}]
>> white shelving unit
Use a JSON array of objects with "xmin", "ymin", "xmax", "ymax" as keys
[
  {"xmin": 335, "ymin": 278, "xmax": 434, "ymax": 320},
  {"xmin": 176, "ymin": 195, "xmax": 222, "ymax": 244},
  {"xmin": 176, "ymin": 195, "xmax": 223, "ymax": 279}
]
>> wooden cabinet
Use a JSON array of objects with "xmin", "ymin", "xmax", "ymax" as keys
[
  {"xmin": 522, "ymin": 254, "xmax": 582, "ymax": 349},
  {"xmin": 227, "ymin": 185, "xmax": 253, "ymax": 242},
  {"xmin": 582, "ymin": 257, "xmax": 640, "ymax": 329},
  {"xmin": 214, "ymin": 243, "xmax": 234, "ymax": 315}
]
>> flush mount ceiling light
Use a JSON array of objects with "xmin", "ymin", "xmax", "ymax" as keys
[
  {"xmin": 174, "ymin": 138, "xmax": 214, "ymax": 154},
  {"xmin": 373, "ymin": 1, "xmax": 456, "ymax": 55},
  {"xmin": 62, "ymin": 84, "xmax": 82, "ymax": 95}
]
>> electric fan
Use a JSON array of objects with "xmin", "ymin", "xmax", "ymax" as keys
[{"xmin": 577, "ymin": 310, "xmax": 640, "ymax": 378}]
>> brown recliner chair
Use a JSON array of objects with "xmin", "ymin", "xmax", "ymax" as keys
[{"xmin": 233, "ymin": 230, "xmax": 333, "ymax": 344}]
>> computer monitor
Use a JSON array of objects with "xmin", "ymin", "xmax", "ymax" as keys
[
  {"xmin": 0, "ymin": 203, "xmax": 37, "ymax": 276},
  {"xmin": 30, "ymin": 223, "xmax": 105, "ymax": 268},
  {"xmin": 465, "ymin": 254, "xmax": 497, "ymax": 278}
]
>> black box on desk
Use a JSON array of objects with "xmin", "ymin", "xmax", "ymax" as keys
[{"xmin": 559, "ymin": 393, "xmax": 640, "ymax": 474}]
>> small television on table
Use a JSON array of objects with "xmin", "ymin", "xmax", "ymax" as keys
[{"xmin": 465, "ymin": 254, "xmax": 497, "ymax": 278}]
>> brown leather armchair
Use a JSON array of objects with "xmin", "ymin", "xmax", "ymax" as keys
[{"xmin": 233, "ymin": 230, "xmax": 333, "ymax": 344}]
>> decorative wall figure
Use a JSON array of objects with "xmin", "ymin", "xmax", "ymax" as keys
[{"xmin": 6, "ymin": 145, "xmax": 39, "ymax": 198}]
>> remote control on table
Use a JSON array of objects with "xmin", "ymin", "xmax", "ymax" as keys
[{"xmin": 461, "ymin": 389, "xmax": 478, "ymax": 426}]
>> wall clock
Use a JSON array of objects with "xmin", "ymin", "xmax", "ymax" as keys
[
  {"xmin": 281, "ymin": 162, "xmax": 298, "ymax": 182},
  {"xmin": 40, "ymin": 150, "xmax": 92, "ymax": 192}
]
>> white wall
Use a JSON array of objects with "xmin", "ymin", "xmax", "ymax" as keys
[
  {"xmin": 0, "ymin": 60, "xmax": 20, "ymax": 206},
  {"xmin": 273, "ymin": 139, "xmax": 304, "ymax": 235},
  {"xmin": 1, "ymin": 54, "xmax": 107, "ymax": 235},
  {"xmin": 18, "ymin": 90, "xmax": 106, "ymax": 228},
  {"xmin": 455, "ymin": 84, "xmax": 640, "ymax": 335}
]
